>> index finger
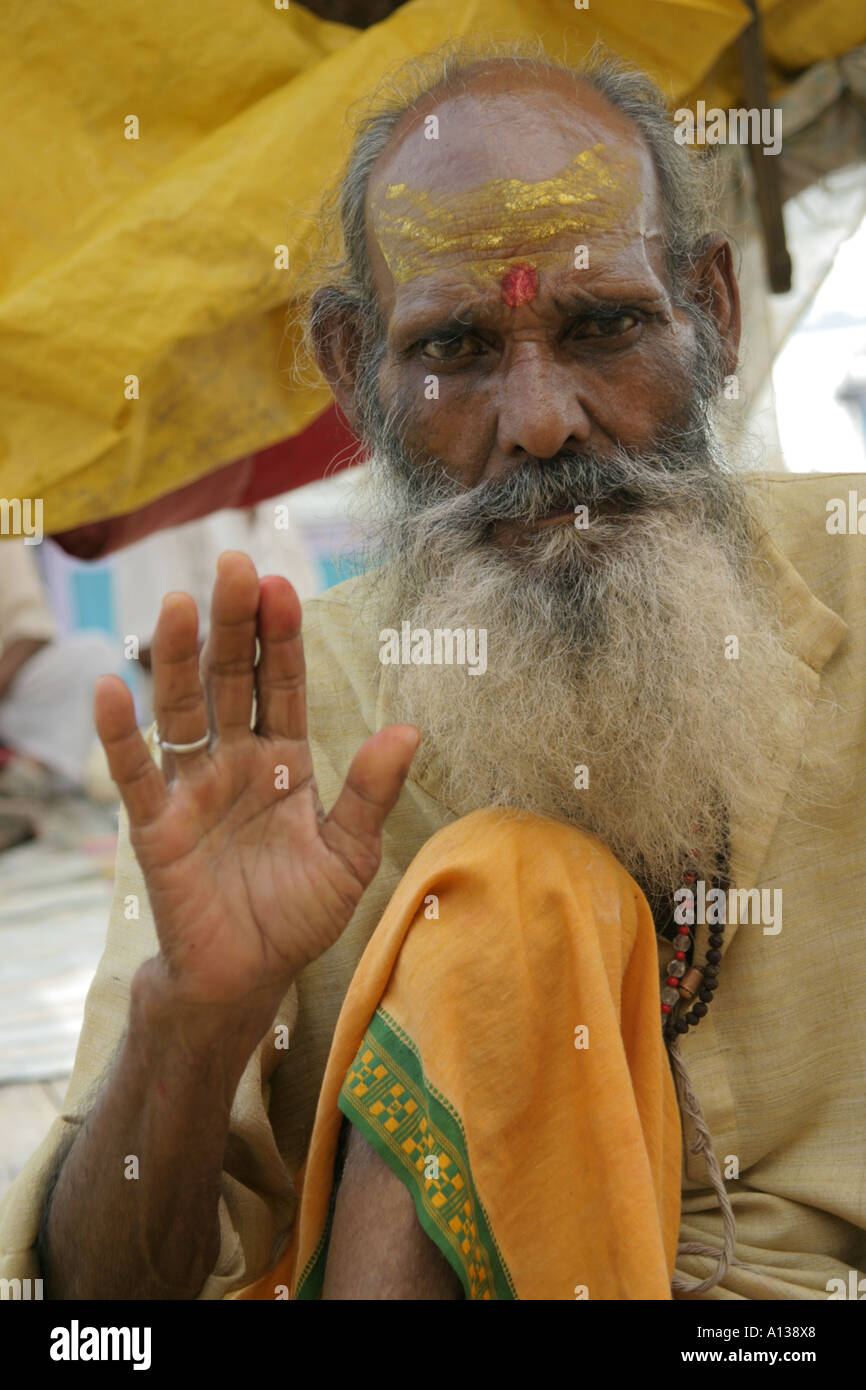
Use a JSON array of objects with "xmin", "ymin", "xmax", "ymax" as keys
[{"xmin": 94, "ymin": 675, "xmax": 168, "ymax": 828}]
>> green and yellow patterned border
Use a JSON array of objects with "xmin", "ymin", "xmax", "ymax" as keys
[{"xmin": 295, "ymin": 1007, "xmax": 515, "ymax": 1300}]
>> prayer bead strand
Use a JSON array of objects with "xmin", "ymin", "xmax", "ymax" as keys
[{"xmin": 660, "ymin": 862, "xmax": 727, "ymax": 1043}]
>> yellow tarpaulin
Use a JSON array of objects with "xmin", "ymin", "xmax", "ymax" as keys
[{"xmin": 0, "ymin": 0, "xmax": 860, "ymax": 534}]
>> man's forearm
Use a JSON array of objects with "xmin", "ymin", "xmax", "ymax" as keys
[{"xmin": 41, "ymin": 959, "xmax": 281, "ymax": 1300}]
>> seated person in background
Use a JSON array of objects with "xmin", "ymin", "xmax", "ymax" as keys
[{"xmin": 0, "ymin": 542, "xmax": 116, "ymax": 805}]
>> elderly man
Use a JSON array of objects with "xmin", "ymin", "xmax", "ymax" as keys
[{"xmin": 2, "ymin": 44, "xmax": 863, "ymax": 1302}]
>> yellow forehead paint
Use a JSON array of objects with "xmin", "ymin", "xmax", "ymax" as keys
[{"xmin": 373, "ymin": 144, "xmax": 642, "ymax": 289}]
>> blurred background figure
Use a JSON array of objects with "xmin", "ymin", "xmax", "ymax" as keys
[{"xmin": 0, "ymin": 543, "xmax": 118, "ymax": 818}]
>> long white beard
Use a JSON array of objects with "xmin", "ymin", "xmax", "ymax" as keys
[{"xmin": 361, "ymin": 489, "xmax": 816, "ymax": 898}]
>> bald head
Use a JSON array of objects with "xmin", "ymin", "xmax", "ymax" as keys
[{"xmin": 367, "ymin": 62, "xmax": 658, "ymax": 204}]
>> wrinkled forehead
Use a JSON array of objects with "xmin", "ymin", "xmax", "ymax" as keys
[{"xmin": 366, "ymin": 83, "xmax": 665, "ymax": 298}]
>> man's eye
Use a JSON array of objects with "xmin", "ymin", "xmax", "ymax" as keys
[
  {"xmin": 573, "ymin": 313, "xmax": 639, "ymax": 338},
  {"xmin": 420, "ymin": 334, "xmax": 479, "ymax": 361}
]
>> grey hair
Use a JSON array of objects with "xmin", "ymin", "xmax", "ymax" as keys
[{"xmin": 300, "ymin": 37, "xmax": 727, "ymax": 416}]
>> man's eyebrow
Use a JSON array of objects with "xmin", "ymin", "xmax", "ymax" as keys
[
  {"xmin": 550, "ymin": 287, "xmax": 670, "ymax": 318},
  {"xmin": 389, "ymin": 283, "xmax": 671, "ymax": 344},
  {"xmin": 388, "ymin": 298, "xmax": 490, "ymax": 347}
]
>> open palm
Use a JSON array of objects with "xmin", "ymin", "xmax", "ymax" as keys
[{"xmin": 95, "ymin": 552, "xmax": 419, "ymax": 1008}]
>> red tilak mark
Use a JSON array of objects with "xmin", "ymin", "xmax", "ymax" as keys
[
  {"xmin": 157, "ymin": 1080, "xmax": 167, "ymax": 1101},
  {"xmin": 500, "ymin": 263, "xmax": 539, "ymax": 307}
]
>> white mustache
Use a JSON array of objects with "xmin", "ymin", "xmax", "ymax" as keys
[{"xmin": 366, "ymin": 434, "xmax": 734, "ymax": 548}]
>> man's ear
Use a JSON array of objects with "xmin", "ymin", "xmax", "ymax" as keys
[
  {"xmin": 683, "ymin": 235, "xmax": 741, "ymax": 377},
  {"xmin": 310, "ymin": 287, "xmax": 366, "ymax": 433}
]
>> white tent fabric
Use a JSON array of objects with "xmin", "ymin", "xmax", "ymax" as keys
[{"xmin": 719, "ymin": 43, "xmax": 866, "ymax": 468}]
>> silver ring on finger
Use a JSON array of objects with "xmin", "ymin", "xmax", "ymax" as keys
[{"xmin": 154, "ymin": 728, "xmax": 211, "ymax": 755}]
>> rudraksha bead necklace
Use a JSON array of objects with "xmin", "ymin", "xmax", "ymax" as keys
[{"xmin": 657, "ymin": 834, "xmax": 730, "ymax": 1044}]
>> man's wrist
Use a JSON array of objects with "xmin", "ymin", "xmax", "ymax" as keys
[{"xmin": 129, "ymin": 957, "xmax": 290, "ymax": 1102}]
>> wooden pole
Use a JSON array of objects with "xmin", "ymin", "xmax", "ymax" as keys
[{"xmin": 737, "ymin": 0, "xmax": 792, "ymax": 293}]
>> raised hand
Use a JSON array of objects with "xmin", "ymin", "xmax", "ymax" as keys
[{"xmin": 94, "ymin": 551, "xmax": 419, "ymax": 1014}]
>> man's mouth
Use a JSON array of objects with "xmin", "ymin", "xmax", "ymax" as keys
[
  {"xmin": 486, "ymin": 498, "xmax": 638, "ymax": 546},
  {"xmin": 533, "ymin": 507, "xmax": 579, "ymax": 527},
  {"xmin": 527, "ymin": 499, "xmax": 626, "ymax": 527},
  {"xmin": 488, "ymin": 506, "xmax": 583, "ymax": 545}
]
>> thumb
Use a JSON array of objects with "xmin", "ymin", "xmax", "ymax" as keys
[{"xmin": 322, "ymin": 724, "xmax": 421, "ymax": 869}]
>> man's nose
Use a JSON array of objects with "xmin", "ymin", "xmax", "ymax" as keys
[{"xmin": 495, "ymin": 347, "xmax": 593, "ymax": 460}]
